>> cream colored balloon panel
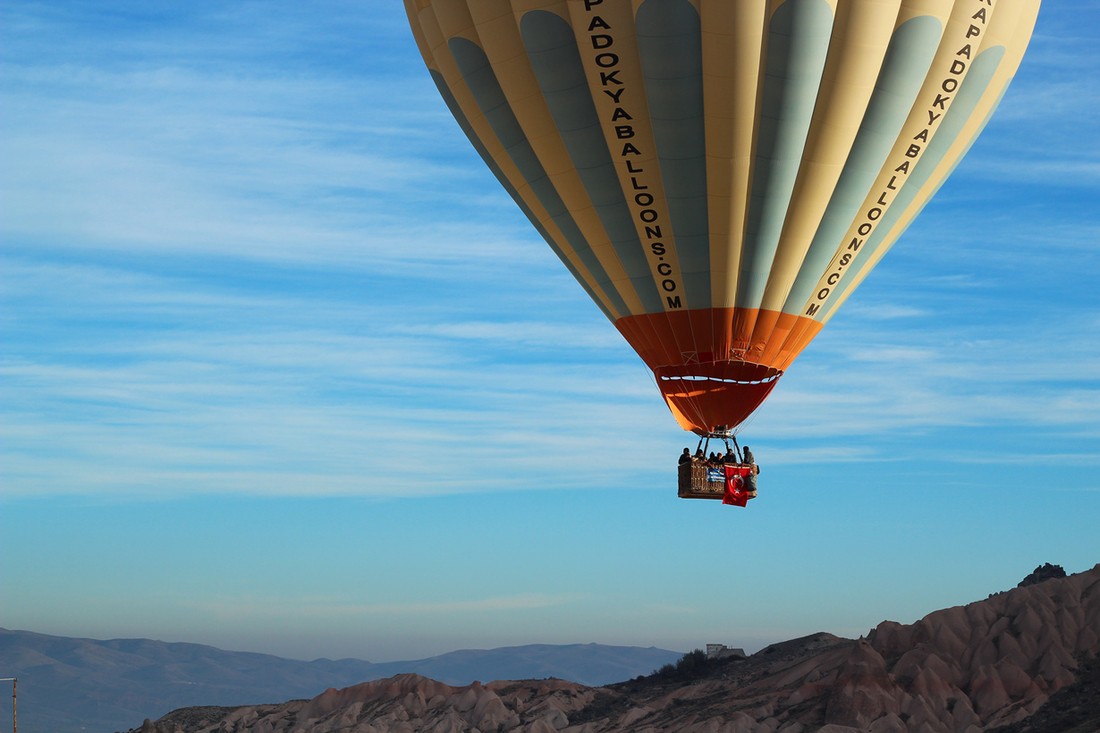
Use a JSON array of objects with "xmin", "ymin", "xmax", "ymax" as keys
[
  {"xmin": 736, "ymin": 0, "xmax": 836, "ymax": 311},
  {"xmin": 634, "ymin": 1, "xmax": 711, "ymax": 305},
  {"xmin": 408, "ymin": 1, "xmax": 629, "ymax": 320},
  {"xmin": 446, "ymin": 36, "xmax": 635, "ymax": 318},
  {"xmin": 429, "ymin": 68, "xmax": 619, "ymax": 317},
  {"xmin": 816, "ymin": 1, "xmax": 1041, "ymax": 322},
  {"xmin": 520, "ymin": 10, "xmax": 669, "ymax": 314},
  {"xmin": 803, "ymin": 1, "xmax": 1040, "ymax": 324},
  {"xmin": 779, "ymin": 12, "xmax": 947, "ymax": 319}
]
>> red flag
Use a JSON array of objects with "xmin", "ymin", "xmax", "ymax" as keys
[{"xmin": 722, "ymin": 465, "xmax": 752, "ymax": 507}]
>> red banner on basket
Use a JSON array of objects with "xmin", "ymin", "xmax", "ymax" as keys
[{"xmin": 722, "ymin": 465, "xmax": 752, "ymax": 507}]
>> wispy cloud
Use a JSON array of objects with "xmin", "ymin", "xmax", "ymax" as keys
[{"xmin": 2, "ymin": 1, "xmax": 1097, "ymax": 502}]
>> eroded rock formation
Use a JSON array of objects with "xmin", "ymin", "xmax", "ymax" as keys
[{"xmin": 135, "ymin": 563, "xmax": 1100, "ymax": 732}]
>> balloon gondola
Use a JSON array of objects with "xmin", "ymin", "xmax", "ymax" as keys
[
  {"xmin": 675, "ymin": 427, "xmax": 759, "ymax": 504},
  {"xmin": 406, "ymin": 0, "xmax": 1040, "ymax": 497}
]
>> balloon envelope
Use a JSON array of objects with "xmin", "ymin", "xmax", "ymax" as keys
[{"xmin": 406, "ymin": 0, "xmax": 1040, "ymax": 434}]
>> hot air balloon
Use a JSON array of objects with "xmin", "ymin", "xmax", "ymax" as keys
[{"xmin": 405, "ymin": 0, "xmax": 1039, "ymax": 443}]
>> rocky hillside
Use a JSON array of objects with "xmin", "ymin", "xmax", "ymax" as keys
[
  {"xmin": 133, "ymin": 563, "xmax": 1100, "ymax": 733},
  {"xmin": 0, "ymin": 631, "xmax": 680, "ymax": 733}
]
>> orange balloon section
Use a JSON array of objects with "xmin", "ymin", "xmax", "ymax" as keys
[
  {"xmin": 616, "ymin": 308, "xmax": 821, "ymax": 432},
  {"xmin": 406, "ymin": 0, "xmax": 1040, "ymax": 434}
]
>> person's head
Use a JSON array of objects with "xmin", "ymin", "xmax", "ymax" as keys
[{"xmin": 682, "ymin": 448, "xmax": 690, "ymax": 455}]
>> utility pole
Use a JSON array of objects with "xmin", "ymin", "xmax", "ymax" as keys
[{"xmin": 0, "ymin": 678, "xmax": 15, "ymax": 733}]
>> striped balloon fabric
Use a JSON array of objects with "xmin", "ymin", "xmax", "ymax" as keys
[{"xmin": 406, "ymin": 0, "xmax": 1040, "ymax": 434}]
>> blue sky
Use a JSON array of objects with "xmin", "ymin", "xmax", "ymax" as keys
[{"xmin": 1, "ymin": 2, "xmax": 1097, "ymax": 664}]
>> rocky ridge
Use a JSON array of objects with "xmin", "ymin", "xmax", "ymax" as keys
[{"xmin": 135, "ymin": 563, "xmax": 1100, "ymax": 733}]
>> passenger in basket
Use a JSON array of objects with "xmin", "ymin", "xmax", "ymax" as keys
[
  {"xmin": 679, "ymin": 448, "xmax": 692, "ymax": 465},
  {"xmin": 742, "ymin": 446, "xmax": 760, "ymax": 497}
]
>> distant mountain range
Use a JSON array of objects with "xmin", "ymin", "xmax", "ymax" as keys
[
  {"xmin": 0, "ymin": 631, "xmax": 682, "ymax": 733},
  {"xmin": 129, "ymin": 563, "xmax": 1100, "ymax": 733}
]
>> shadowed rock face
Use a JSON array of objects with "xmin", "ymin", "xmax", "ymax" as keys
[
  {"xmin": 136, "ymin": 564, "xmax": 1100, "ymax": 733},
  {"xmin": 1017, "ymin": 563, "xmax": 1068, "ymax": 588}
]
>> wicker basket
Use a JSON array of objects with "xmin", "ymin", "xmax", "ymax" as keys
[
  {"xmin": 678, "ymin": 463, "xmax": 758, "ymax": 500},
  {"xmin": 677, "ymin": 463, "xmax": 728, "ymax": 500}
]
